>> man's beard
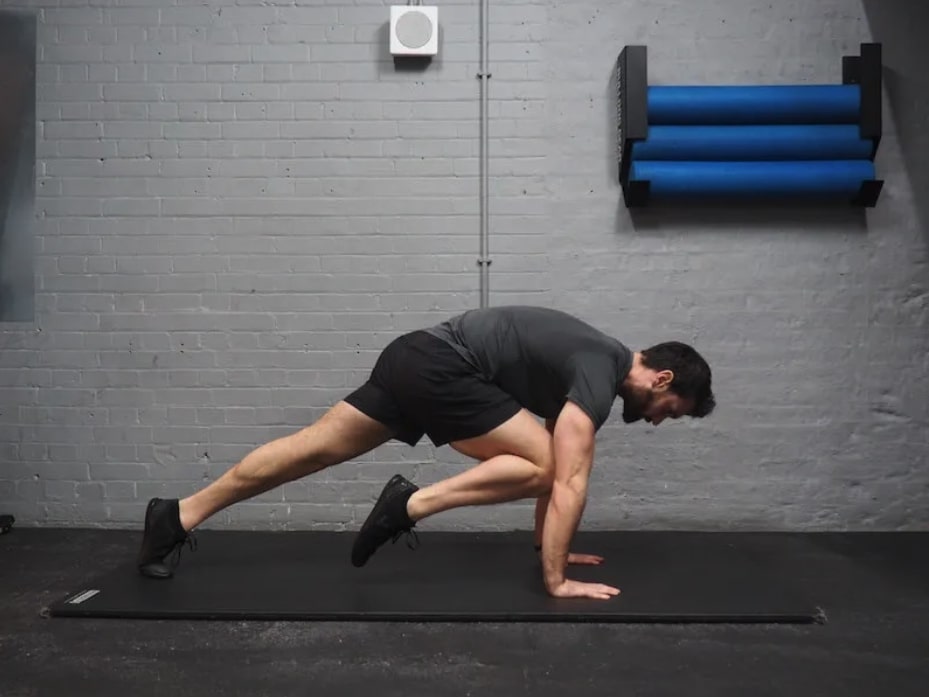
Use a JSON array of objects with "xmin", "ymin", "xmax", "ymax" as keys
[{"xmin": 622, "ymin": 387, "xmax": 651, "ymax": 423}]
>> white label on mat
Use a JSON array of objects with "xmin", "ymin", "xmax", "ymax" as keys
[{"xmin": 67, "ymin": 589, "xmax": 100, "ymax": 605}]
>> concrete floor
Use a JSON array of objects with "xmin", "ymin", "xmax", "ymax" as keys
[{"xmin": 1, "ymin": 528, "xmax": 927, "ymax": 697}]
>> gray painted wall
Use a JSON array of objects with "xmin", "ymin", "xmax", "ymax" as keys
[{"xmin": 0, "ymin": 0, "xmax": 926, "ymax": 531}]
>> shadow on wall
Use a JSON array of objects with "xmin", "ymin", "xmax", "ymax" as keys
[
  {"xmin": 862, "ymin": 0, "xmax": 929, "ymax": 243},
  {"xmin": 619, "ymin": 200, "xmax": 868, "ymax": 238},
  {"xmin": 605, "ymin": 50, "xmax": 869, "ymax": 236}
]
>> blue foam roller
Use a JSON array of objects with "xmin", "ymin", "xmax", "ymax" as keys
[
  {"xmin": 632, "ymin": 125, "xmax": 872, "ymax": 161},
  {"xmin": 629, "ymin": 160, "xmax": 875, "ymax": 197},
  {"xmin": 648, "ymin": 85, "xmax": 861, "ymax": 124}
]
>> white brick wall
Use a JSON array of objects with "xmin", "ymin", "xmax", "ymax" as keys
[{"xmin": 0, "ymin": 0, "xmax": 926, "ymax": 531}]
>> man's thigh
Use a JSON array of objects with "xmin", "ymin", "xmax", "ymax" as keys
[{"xmin": 449, "ymin": 408, "xmax": 553, "ymax": 466}]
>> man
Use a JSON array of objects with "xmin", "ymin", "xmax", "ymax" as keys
[{"xmin": 137, "ymin": 306, "xmax": 715, "ymax": 600}]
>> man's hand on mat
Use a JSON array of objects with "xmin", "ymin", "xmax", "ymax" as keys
[
  {"xmin": 548, "ymin": 579, "xmax": 620, "ymax": 600},
  {"xmin": 566, "ymin": 552, "xmax": 604, "ymax": 565}
]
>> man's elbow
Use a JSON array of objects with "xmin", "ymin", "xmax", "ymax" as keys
[
  {"xmin": 553, "ymin": 411, "xmax": 596, "ymax": 461},
  {"xmin": 551, "ymin": 478, "xmax": 587, "ymax": 510}
]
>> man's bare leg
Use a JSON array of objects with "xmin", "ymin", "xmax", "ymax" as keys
[
  {"xmin": 140, "ymin": 401, "xmax": 394, "ymax": 578},
  {"xmin": 405, "ymin": 409, "xmax": 554, "ymax": 521},
  {"xmin": 350, "ymin": 408, "xmax": 554, "ymax": 567},
  {"xmin": 180, "ymin": 401, "xmax": 394, "ymax": 530}
]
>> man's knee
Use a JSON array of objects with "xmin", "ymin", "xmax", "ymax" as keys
[
  {"xmin": 292, "ymin": 401, "xmax": 393, "ymax": 470},
  {"xmin": 288, "ymin": 422, "xmax": 354, "ymax": 471},
  {"xmin": 530, "ymin": 446, "xmax": 556, "ymax": 494}
]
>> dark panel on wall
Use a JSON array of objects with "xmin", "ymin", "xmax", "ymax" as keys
[
  {"xmin": 0, "ymin": 11, "xmax": 36, "ymax": 322},
  {"xmin": 863, "ymin": 0, "xmax": 929, "ymax": 236}
]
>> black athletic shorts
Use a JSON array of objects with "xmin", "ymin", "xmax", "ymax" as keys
[{"xmin": 344, "ymin": 330, "xmax": 521, "ymax": 447}]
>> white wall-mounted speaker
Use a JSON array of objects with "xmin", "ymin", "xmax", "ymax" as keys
[{"xmin": 390, "ymin": 5, "xmax": 438, "ymax": 57}]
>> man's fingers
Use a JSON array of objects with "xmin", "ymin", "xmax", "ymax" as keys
[
  {"xmin": 551, "ymin": 580, "xmax": 621, "ymax": 600},
  {"xmin": 585, "ymin": 584, "xmax": 620, "ymax": 600},
  {"xmin": 567, "ymin": 553, "xmax": 605, "ymax": 565},
  {"xmin": 581, "ymin": 583, "xmax": 618, "ymax": 598}
]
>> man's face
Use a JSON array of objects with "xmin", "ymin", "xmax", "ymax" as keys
[{"xmin": 622, "ymin": 374, "xmax": 693, "ymax": 426}]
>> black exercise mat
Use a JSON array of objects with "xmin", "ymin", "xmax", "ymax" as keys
[{"xmin": 47, "ymin": 530, "xmax": 824, "ymax": 623}]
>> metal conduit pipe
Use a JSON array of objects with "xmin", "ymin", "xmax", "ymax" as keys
[{"xmin": 477, "ymin": 0, "xmax": 491, "ymax": 307}]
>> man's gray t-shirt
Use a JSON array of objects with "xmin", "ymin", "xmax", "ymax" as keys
[{"xmin": 425, "ymin": 306, "xmax": 632, "ymax": 430}]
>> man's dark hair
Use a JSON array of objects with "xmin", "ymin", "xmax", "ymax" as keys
[{"xmin": 640, "ymin": 341, "xmax": 715, "ymax": 418}]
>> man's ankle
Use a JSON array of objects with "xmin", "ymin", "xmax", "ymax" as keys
[
  {"xmin": 405, "ymin": 490, "xmax": 426, "ymax": 523},
  {"xmin": 177, "ymin": 499, "xmax": 194, "ymax": 532}
]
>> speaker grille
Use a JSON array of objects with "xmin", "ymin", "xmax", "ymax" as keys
[{"xmin": 396, "ymin": 10, "xmax": 433, "ymax": 50}]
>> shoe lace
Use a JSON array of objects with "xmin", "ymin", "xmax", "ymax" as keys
[
  {"xmin": 390, "ymin": 526, "xmax": 420, "ymax": 551},
  {"xmin": 168, "ymin": 531, "xmax": 198, "ymax": 569}
]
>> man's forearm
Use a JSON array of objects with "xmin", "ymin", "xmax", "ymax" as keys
[
  {"xmin": 541, "ymin": 480, "xmax": 587, "ymax": 591},
  {"xmin": 534, "ymin": 417, "xmax": 557, "ymax": 547}
]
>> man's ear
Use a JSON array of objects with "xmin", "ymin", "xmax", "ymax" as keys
[{"xmin": 653, "ymin": 370, "xmax": 674, "ymax": 391}]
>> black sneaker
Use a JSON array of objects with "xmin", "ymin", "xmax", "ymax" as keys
[
  {"xmin": 137, "ymin": 498, "xmax": 196, "ymax": 579},
  {"xmin": 351, "ymin": 474, "xmax": 419, "ymax": 567}
]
